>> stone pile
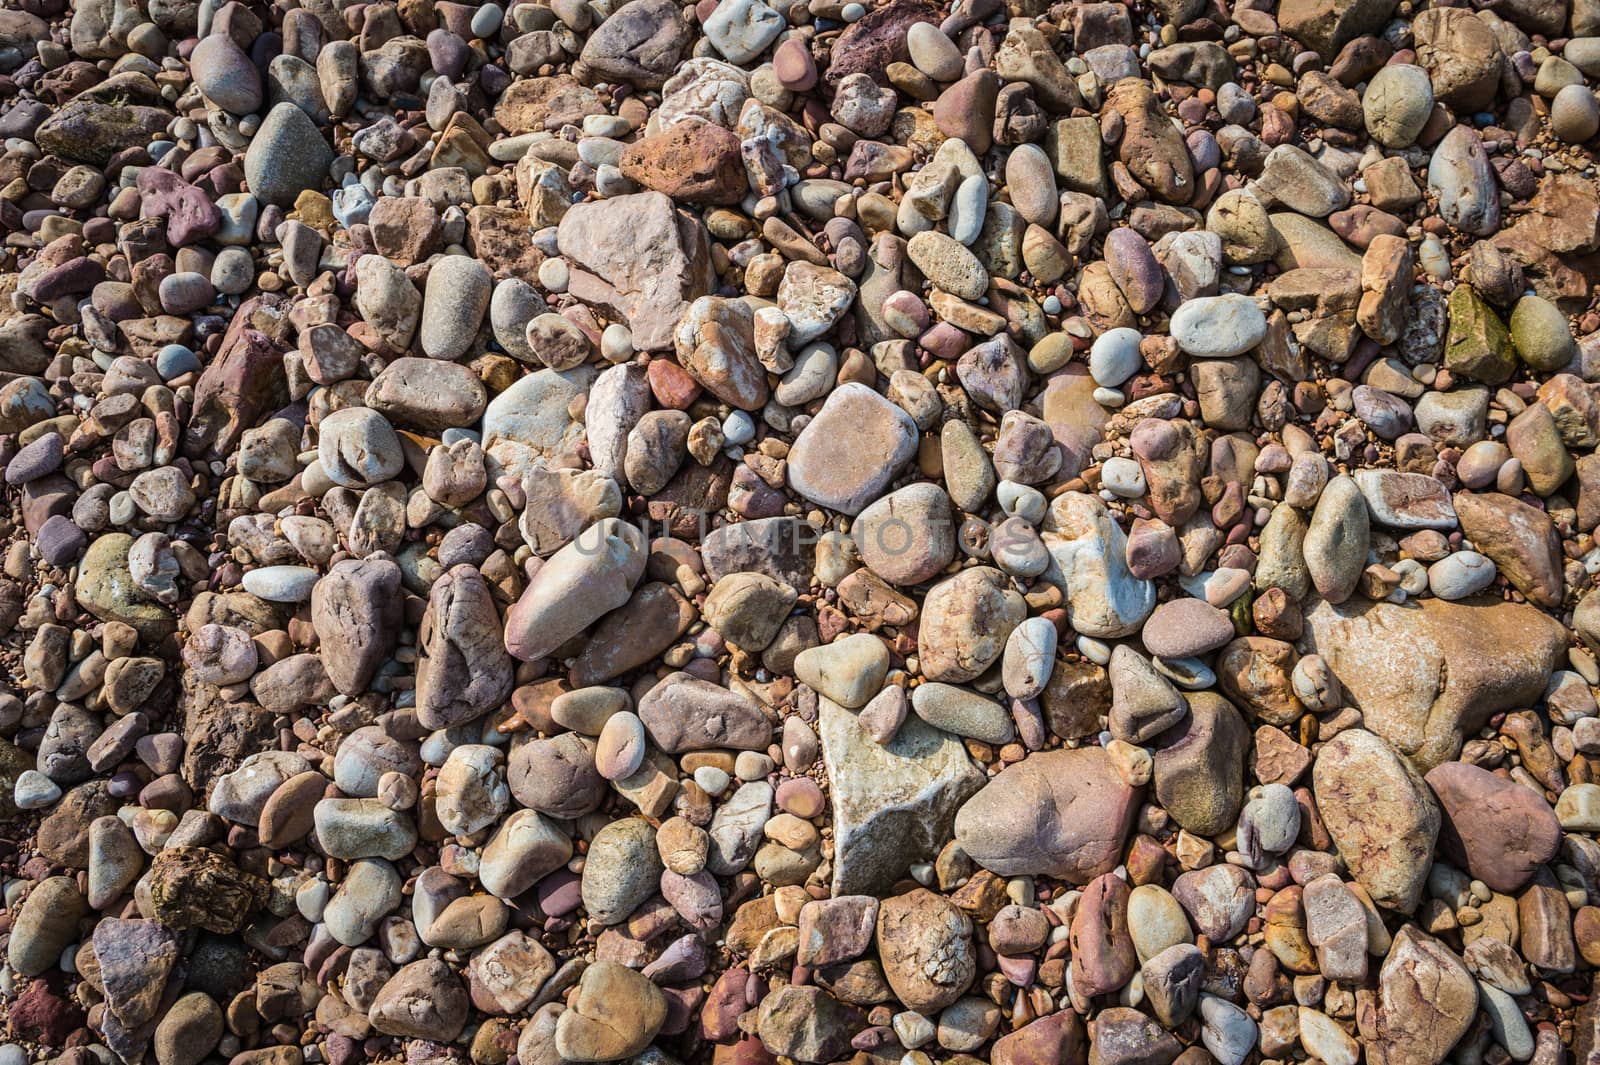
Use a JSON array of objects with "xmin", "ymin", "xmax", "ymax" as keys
[{"xmin": 0, "ymin": 0, "xmax": 1599, "ymax": 1063}]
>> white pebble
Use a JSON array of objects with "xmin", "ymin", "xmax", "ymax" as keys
[
  {"xmin": 1099, "ymin": 456, "xmax": 1146, "ymax": 497},
  {"xmin": 13, "ymin": 770, "xmax": 60, "ymax": 810},
  {"xmin": 693, "ymin": 766, "xmax": 731, "ymax": 794},
  {"xmin": 538, "ymin": 257, "xmax": 570, "ymax": 293},
  {"xmin": 601, "ymin": 323, "xmax": 634, "ymax": 363},
  {"xmin": 241, "ymin": 565, "xmax": 321, "ymax": 603},
  {"xmin": 722, "ymin": 410, "xmax": 756, "ymax": 445},
  {"xmin": 1075, "ymin": 635, "xmax": 1111, "ymax": 664}
]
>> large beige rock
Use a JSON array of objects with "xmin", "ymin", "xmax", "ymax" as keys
[
  {"xmin": 555, "ymin": 191, "xmax": 712, "ymax": 350},
  {"xmin": 368, "ymin": 959, "xmax": 469, "ymax": 1041},
  {"xmin": 875, "ymin": 889, "xmax": 976, "ymax": 1013},
  {"xmin": 786, "ymin": 383, "xmax": 919, "ymax": 516},
  {"xmin": 1300, "ymin": 596, "xmax": 1567, "ymax": 770},
  {"xmin": 1312, "ymin": 728, "xmax": 1438, "ymax": 913},
  {"xmin": 1279, "ymin": 0, "xmax": 1396, "ymax": 57},
  {"xmin": 1364, "ymin": 927, "xmax": 1478, "ymax": 1065},
  {"xmin": 416, "ymin": 566, "xmax": 515, "ymax": 731},
  {"xmin": 917, "ymin": 566, "xmax": 1025, "ymax": 683},
  {"xmin": 553, "ymin": 961, "xmax": 667, "ymax": 1061}
]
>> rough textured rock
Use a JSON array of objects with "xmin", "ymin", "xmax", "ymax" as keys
[
  {"xmin": 1301, "ymin": 597, "xmax": 1567, "ymax": 770},
  {"xmin": 819, "ymin": 697, "xmax": 983, "ymax": 895}
]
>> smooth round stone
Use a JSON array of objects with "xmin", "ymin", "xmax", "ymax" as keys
[
  {"xmin": 14, "ymin": 769, "xmax": 61, "ymax": 810},
  {"xmin": 722, "ymin": 410, "xmax": 756, "ymax": 445},
  {"xmin": 1510, "ymin": 294, "xmax": 1579, "ymax": 371},
  {"xmin": 1392, "ymin": 557, "xmax": 1429, "ymax": 596},
  {"xmin": 909, "ymin": 230, "xmax": 988, "ymax": 298},
  {"xmin": 470, "ymin": 3, "xmax": 504, "ymax": 36},
  {"xmin": 1103, "ymin": 229, "xmax": 1163, "ymax": 314},
  {"xmin": 1457, "ymin": 440, "xmax": 1510, "ymax": 489},
  {"xmin": 550, "ymin": 687, "xmax": 629, "ymax": 735},
  {"xmin": 538, "ymin": 257, "xmax": 570, "ymax": 292},
  {"xmin": 1551, "ymin": 84, "xmax": 1600, "ymax": 142},
  {"xmin": 1568, "ymin": 38, "xmax": 1600, "ymax": 76},
  {"xmin": 907, "ymin": 21, "xmax": 964, "ymax": 81},
  {"xmin": 1004, "ymin": 143, "xmax": 1057, "ymax": 226},
  {"xmin": 1028, "ymin": 333, "xmax": 1072, "ymax": 373},
  {"xmin": 296, "ymin": 877, "xmax": 330, "ymax": 922},
  {"xmin": 1479, "ymin": 981, "xmax": 1534, "ymax": 1060},
  {"xmin": 1557, "ymin": 783, "xmax": 1600, "ymax": 830},
  {"xmin": 1535, "ymin": 55, "xmax": 1584, "ymax": 97},
  {"xmin": 1089, "ymin": 327, "xmax": 1144, "ymax": 387},
  {"xmin": 1170, "ymin": 294, "xmax": 1267, "ymax": 357},
  {"xmin": 1128, "ymin": 884, "xmax": 1192, "ymax": 961},
  {"xmin": 211, "ymin": 246, "xmax": 254, "ymax": 295},
  {"xmin": 774, "ymin": 343, "xmax": 839, "ymax": 406},
  {"xmin": 1077, "ymin": 635, "xmax": 1112, "ymax": 664},
  {"xmin": 6, "ymin": 432, "xmax": 62, "ymax": 484},
  {"xmin": 1418, "ymin": 235, "xmax": 1451, "ymax": 280},
  {"xmin": 420, "ymin": 255, "xmax": 492, "ymax": 360},
  {"xmin": 190, "ymin": 32, "xmax": 262, "ymax": 114},
  {"xmin": 158, "ymin": 272, "xmax": 215, "ymax": 315},
  {"xmin": 1153, "ymin": 656, "xmax": 1216, "ymax": 690},
  {"xmin": 601, "ymin": 323, "xmax": 633, "ymax": 362},
  {"xmin": 735, "ymin": 751, "xmax": 774, "ymax": 780},
  {"xmin": 841, "ymin": 2, "xmax": 865, "ymax": 18},
  {"xmin": 36, "ymin": 515, "xmax": 85, "ymax": 566},
  {"xmin": 1239, "ymin": 783, "xmax": 1299, "ymax": 855},
  {"xmin": 1186, "ymin": 129, "xmax": 1220, "ymax": 171},
  {"xmin": 596, "ymin": 711, "xmax": 647, "ymax": 781},
  {"xmin": 997, "ymin": 481, "xmax": 1047, "ymax": 524},
  {"xmin": 910, "ymin": 682, "xmax": 1014, "ymax": 744},
  {"xmin": 214, "ymin": 193, "xmax": 259, "ymax": 244},
  {"xmin": 244, "ymin": 102, "xmax": 335, "ymax": 206},
  {"xmin": 156, "ymin": 344, "xmax": 202, "ymax": 379},
  {"xmin": 947, "ymin": 174, "xmax": 988, "ymax": 246},
  {"xmin": 319, "ymin": 407, "xmax": 403, "ymax": 487},
  {"xmin": 992, "ymin": 517, "xmax": 1050, "ymax": 578},
  {"xmin": 882, "ymin": 290, "xmax": 931, "ymax": 338},
  {"xmin": 853, "ymin": 482, "xmax": 957, "ymax": 585},
  {"xmin": 1363, "ymin": 63, "xmax": 1433, "ymax": 147},
  {"xmin": 1217, "ymin": 81, "xmax": 1255, "ymax": 123},
  {"xmin": 775, "ymin": 777, "xmax": 824, "ymax": 818},
  {"xmin": 1200, "ymin": 996, "xmax": 1257, "ymax": 1065},
  {"xmin": 241, "ymin": 565, "xmax": 321, "ymax": 603},
  {"xmin": 692, "ymin": 766, "xmax": 730, "ymax": 795},
  {"xmin": 771, "ymin": 37, "xmax": 817, "ymax": 91},
  {"xmin": 109, "ymin": 491, "xmax": 137, "ymax": 526},
  {"xmin": 1100, "ymin": 456, "xmax": 1146, "ymax": 497},
  {"xmin": 1428, "ymin": 551, "xmax": 1497, "ymax": 599},
  {"xmin": 1002, "ymin": 615, "xmax": 1056, "ymax": 699}
]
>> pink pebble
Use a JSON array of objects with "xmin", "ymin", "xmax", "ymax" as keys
[{"xmin": 773, "ymin": 38, "xmax": 818, "ymax": 91}]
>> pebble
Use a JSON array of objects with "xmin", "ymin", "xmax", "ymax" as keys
[
  {"xmin": 1089, "ymin": 327, "xmax": 1143, "ymax": 387},
  {"xmin": 0, "ymin": 3, "xmax": 1591, "ymax": 1063},
  {"xmin": 1169, "ymin": 294, "xmax": 1268, "ymax": 357}
]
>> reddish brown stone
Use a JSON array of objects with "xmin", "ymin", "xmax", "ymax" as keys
[
  {"xmin": 620, "ymin": 123, "xmax": 747, "ymax": 206},
  {"xmin": 1424, "ymin": 762, "xmax": 1561, "ymax": 893}
]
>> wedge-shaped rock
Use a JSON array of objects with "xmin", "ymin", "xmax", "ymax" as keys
[{"xmin": 820, "ymin": 697, "xmax": 982, "ymax": 895}]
